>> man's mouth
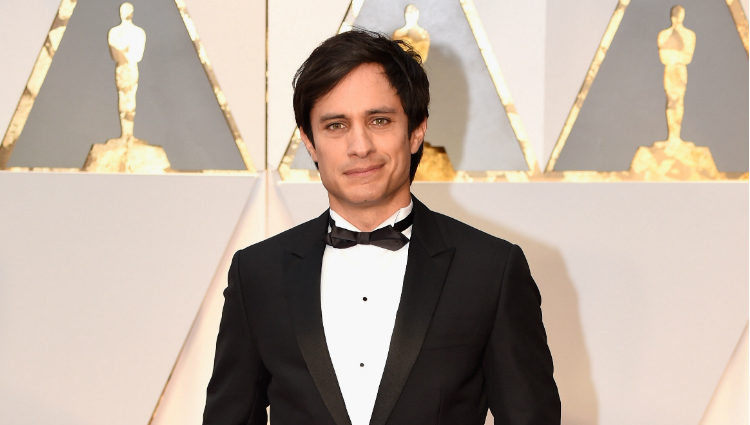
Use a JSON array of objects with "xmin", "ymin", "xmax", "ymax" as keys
[{"xmin": 344, "ymin": 164, "xmax": 383, "ymax": 176}]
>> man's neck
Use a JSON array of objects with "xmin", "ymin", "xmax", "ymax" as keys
[{"xmin": 329, "ymin": 195, "xmax": 412, "ymax": 232}]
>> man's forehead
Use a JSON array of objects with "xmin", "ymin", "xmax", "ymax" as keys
[{"xmin": 310, "ymin": 64, "xmax": 402, "ymax": 117}]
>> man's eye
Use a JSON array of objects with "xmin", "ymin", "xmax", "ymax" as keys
[
  {"xmin": 326, "ymin": 122, "xmax": 345, "ymax": 130},
  {"xmin": 371, "ymin": 117, "xmax": 390, "ymax": 126}
]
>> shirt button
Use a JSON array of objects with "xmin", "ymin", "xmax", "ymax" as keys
[
  {"xmin": 360, "ymin": 363, "xmax": 365, "ymax": 367},
  {"xmin": 362, "ymin": 297, "xmax": 368, "ymax": 301}
]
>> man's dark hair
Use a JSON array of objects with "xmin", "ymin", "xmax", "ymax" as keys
[{"xmin": 292, "ymin": 29, "xmax": 430, "ymax": 181}]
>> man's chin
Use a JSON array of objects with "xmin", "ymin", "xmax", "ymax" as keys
[
  {"xmin": 341, "ymin": 193, "xmax": 382, "ymax": 207},
  {"xmin": 332, "ymin": 186, "xmax": 388, "ymax": 208},
  {"xmin": 325, "ymin": 177, "xmax": 410, "ymax": 210}
]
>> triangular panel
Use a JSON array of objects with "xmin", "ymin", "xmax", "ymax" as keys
[
  {"xmin": 546, "ymin": 0, "xmax": 748, "ymax": 178},
  {"xmin": 1, "ymin": 0, "xmax": 254, "ymax": 172}
]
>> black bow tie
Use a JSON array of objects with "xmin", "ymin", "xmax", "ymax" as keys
[{"xmin": 324, "ymin": 211, "xmax": 414, "ymax": 251}]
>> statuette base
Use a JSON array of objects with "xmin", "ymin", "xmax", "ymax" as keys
[
  {"xmin": 630, "ymin": 139, "xmax": 721, "ymax": 181},
  {"xmin": 414, "ymin": 142, "xmax": 456, "ymax": 181},
  {"xmin": 82, "ymin": 137, "xmax": 171, "ymax": 173}
]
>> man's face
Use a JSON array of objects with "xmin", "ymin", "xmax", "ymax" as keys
[{"xmin": 301, "ymin": 63, "xmax": 426, "ymax": 213}]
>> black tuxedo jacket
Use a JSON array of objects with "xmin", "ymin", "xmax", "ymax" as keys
[{"xmin": 204, "ymin": 197, "xmax": 560, "ymax": 425}]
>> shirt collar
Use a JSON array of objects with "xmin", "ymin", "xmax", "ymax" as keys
[{"xmin": 329, "ymin": 200, "xmax": 414, "ymax": 233}]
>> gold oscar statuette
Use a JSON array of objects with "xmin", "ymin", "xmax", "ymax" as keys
[
  {"xmin": 82, "ymin": 2, "xmax": 171, "ymax": 173},
  {"xmin": 392, "ymin": 4, "xmax": 456, "ymax": 181},
  {"xmin": 630, "ymin": 5, "xmax": 720, "ymax": 180},
  {"xmin": 392, "ymin": 4, "xmax": 431, "ymax": 62}
]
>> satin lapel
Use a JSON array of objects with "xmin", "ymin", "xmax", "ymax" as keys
[
  {"xmin": 283, "ymin": 211, "xmax": 352, "ymax": 425},
  {"xmin": 369, "ymin": 198, "xmax": 455, "ymax": 425}
]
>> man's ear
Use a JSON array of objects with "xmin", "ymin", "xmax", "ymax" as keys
[
  {"xmin": 409, "ymin": 118, "xmax": 428, "ymax": 154},
  {"xmin": 299, "ymin": 127, "xmax": 318, "ymax": 162}
]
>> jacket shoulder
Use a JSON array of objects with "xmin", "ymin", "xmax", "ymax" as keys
[{"xmin": 428, "ymin": 209, "xmax": 515, "ymax": 253}]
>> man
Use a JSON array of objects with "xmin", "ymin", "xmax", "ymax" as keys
[{"xmin": 204, "ymin": 30, "xmax": 560, "ymax": 425}]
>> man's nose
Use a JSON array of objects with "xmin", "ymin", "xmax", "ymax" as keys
[{"xmin": 347, "ymin": 123, "xmax": 375, "ymax": 157}]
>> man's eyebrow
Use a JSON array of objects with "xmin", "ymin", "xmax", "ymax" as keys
[
  {"xmin": 318, "ymin": 113, "xmax": 346, "ymax": 122},
  {"xmin": 318, "ymin": 108, "xmax": 397, "ymax": 122}
]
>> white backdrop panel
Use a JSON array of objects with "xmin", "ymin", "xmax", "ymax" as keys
[
  {"xmin": 0, "ymin": 172, "xmax": 258, "ymax": 425},
  {"xmin": 0, "ymin": 0, "xmax": 62, "ymax": 141}
]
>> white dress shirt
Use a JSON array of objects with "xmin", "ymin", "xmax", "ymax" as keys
[{"xmin": 320, "ymin": 201, "xmax": 413, "ymax": 425}]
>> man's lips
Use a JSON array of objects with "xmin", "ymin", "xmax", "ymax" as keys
[{"xmin": 343, "ymin": 164, "xmax": 384, "ymax": 176}]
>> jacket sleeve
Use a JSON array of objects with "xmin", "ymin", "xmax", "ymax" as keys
[
  {"xmin": 483, "ymin": 244, "xmax": 561, "ymax": 424},
  {"xmin": 203, "ymin": 252, "xmax": 270, "ymax": 425}
]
